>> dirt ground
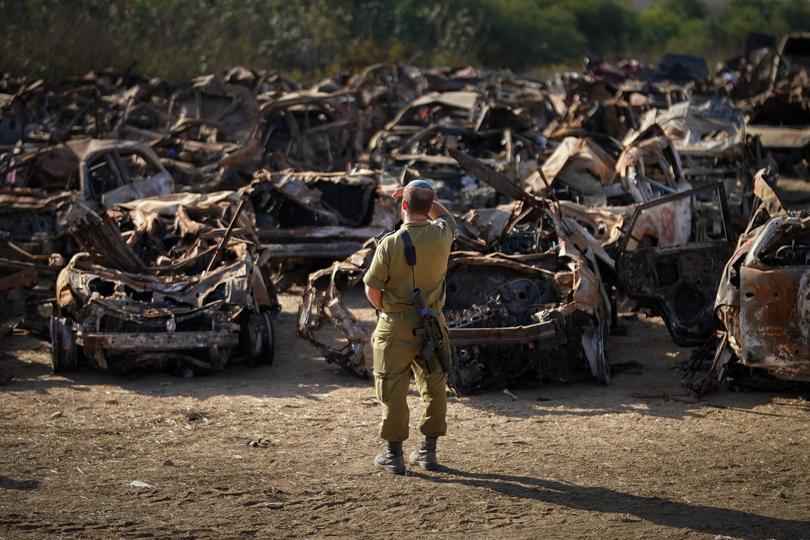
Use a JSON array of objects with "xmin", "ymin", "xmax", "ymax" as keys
[{"xmin": 1, "ymin": 285, "xmax": 809, "ymax": 540}]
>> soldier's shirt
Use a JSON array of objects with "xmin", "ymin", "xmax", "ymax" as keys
[{"xmin": 363, "ymin": 214, "xmax": 457, "ymax": 313}]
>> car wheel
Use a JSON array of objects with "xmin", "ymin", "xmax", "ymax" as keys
[
  {"xmin": 242, "ymin": 310, "xmax": 275, "ymax": 366},
  {"xmin": 50, "ymin": 316, "xmax": 78, "ymax": 372}
]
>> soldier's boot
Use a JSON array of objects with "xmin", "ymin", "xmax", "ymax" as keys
[
  {"xmin": 408, "ymin": 436, "xmax": 439, "ymax": 470},
  {"xmin": 374, "ymin": 441, "xmax": 406, "ymax": 475}
]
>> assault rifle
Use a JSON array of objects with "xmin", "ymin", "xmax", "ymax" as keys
[{"xmin": 411, "ymin": 287, "xmax": 451, "ymax": 374}]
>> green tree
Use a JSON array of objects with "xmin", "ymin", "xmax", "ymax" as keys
[
  {"xmin": 2, "ymin": 0, "xmax": 809, "ymax": 81},
  {"xmin": 569, "ymin": 0, "xmax": 640, "ymax": 57}
]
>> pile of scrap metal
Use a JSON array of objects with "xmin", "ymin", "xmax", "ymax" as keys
[
  {"xmin": 529, "ymin": 130, "xmax": 684, "ymax": 207},
  {"xmin": 522, "ymin": 127, "xmax": 697, "ymax": 262},
  {"xmin": 153, "ymin": 72, "xmax": 361, "ymax": 189},
  {"xmin": 720, "ymin": 33, "xmax": 810, "ymax": 178},
  {"xmin": 0, "ymin": 139, "xmax": 174, "ymax": 253},
  {"xmin": 1, "ymin": 57, "xmax": 804, "ymax": 387},
  {"xmin": 0, "ymin": 69, "xmax": 173, "ymax": 146},
  {"xmin": 456, "ymin": 141, "xmax": 735, "ymax": 350},
  {"xmin": 51, "ymin": 189, "xmax": 278, "ymax": 374},
  {"xmin": 299, "ymin": 152, "xmax": 611, "ymax": 393},
  {"xmin": 549, "ymin": 71, "xmax": 693, "ymax": 143},
  {"xmin": 624, "ymin": 97, "xmax": 764, "ymax": 236},
  {"xmin": 368, "ymin": 88, "xmax": 557, "ymax": 213},
  {"xmin": 294, "ymin": 67, "xmax": 757, "ymax": 388},
  {"xmin": 0, "ymin": 70, "xmax": 366, "ymax": 192},
  {"xmin": 538, "ymin": 127, "xmax": 756, "ymax": 350},
  {"xmin": 687, "ymin": 169, "xmax": 810, "ymax": 394},
  {"xmin": 0, "ymin": 138, "xmax": 175, "ymax": 335},
  {"xmin": 507, "ymin": 115, "xmax": 747, "ymax": 350}
]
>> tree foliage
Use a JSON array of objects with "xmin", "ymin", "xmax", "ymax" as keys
[{"xmin": 1, "ymin": 0, "xmax": 809, "ymax": 80}]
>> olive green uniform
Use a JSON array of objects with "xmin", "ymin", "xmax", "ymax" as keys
[{"xmin": 363, "ymin": 215, "xmax": 457, "ymax": 442}]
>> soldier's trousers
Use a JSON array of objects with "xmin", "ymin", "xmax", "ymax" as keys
[{"xmin": 371, "ymin": 311, "xmax": 451, "ymax": 442}]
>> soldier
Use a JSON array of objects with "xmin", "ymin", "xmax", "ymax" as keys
[{"xmin": 363, "ymin": 179, "xmax": 456, "ymax": 475}]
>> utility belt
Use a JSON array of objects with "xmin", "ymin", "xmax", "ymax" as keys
[{"xmin": 380, "ymin": 309, "xmax": 442, "ymax": 321}]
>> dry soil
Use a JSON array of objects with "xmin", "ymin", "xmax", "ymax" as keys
[{"xmin": 1, "ymin": 288, "xmax": 810, "ymax": 539}]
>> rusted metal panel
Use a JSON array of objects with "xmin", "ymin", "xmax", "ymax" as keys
[
  {"xmin": 739, "ymin": 266, "xmax": 810, "ymax": 376},
  {"xmin": 261, "ymin": 242, "xmax": 363, "ymax": 260},
  {"xmin": 447, "ymin": 318, "xmax": 561, "ymax": 346},
  {"xmin": 746, "ymin": 125, "xmax": 810, "ymax": 149},
  {"xmin": 80, "ymin": 331, "xmax": 239, "ymax": 350}
]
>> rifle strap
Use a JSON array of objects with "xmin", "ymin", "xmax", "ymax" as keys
[{"xmin": 400, "ymin": 230, "xmax": 416, "ymax": 291}]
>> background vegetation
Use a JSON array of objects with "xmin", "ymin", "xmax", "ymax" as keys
[{"xmin": 2, "ymin": 0, "xmax": 809, "ymax": 81}]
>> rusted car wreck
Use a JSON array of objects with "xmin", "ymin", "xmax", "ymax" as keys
[
  {"xmin": 368, "ymin": 89, "xmax": 555, "ymax": 213},
  {"xmin": 51, "ymin": 191, "xmax": 278, "ymax": 373},
  {"xmin": 694, "ymin": 170, "xmax": 810, "ymax": 392},
  {"xmin": 0, "ymin": 138, "xmax": 174, "ymax": 255},
  {"xmin": 250, "ymin": 168, "xmax": 399, "ymax": 261},
  {"xmin": 299, "ymin": 152, "xmax": 610, "ymax": 393}
]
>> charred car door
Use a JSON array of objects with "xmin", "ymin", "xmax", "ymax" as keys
[
  {"xmin": 615, "ymin": 182, "xmax": 733, "ymax": 346},
  {"xmin": 82, "ymin": 145, "xmax": 174, "ymax": 208}
]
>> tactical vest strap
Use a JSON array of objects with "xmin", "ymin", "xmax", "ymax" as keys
[
  {"xmin": 400, "ymin": 230, "xmax": 417, "ymax": 291},
  {"xmin": 400, "ymin": 230, "xmax": 417, "ymax": 267}
]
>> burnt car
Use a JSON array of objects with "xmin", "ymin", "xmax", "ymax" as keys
[
  {"xmin": 523, "ymin": 129, "xmax": 698, "ymax": 263},
  {"xmin": 259, "ymin": 91, "xmax": 365, "ymax": 171},
  {"xmin": 0, "ymin": 139, "xmax": 174, "ymax": 334},
  {"xmin": 743, "ymin": 34, "xmax": 810, "ymax": 177},
  {"xmin": 626, "ymin": 97, "xmax": 761, "ymax": 235},
  {"xmin": 246, "ymin": 168, "xmax": 400, "ymax": 288},
  {"xmin": 695, "ymin": 170, "xmax": 810, "ymax": 392},
  {"xmin": 299, "ymin": 152, "xmax": 610, "ymax": 394},
  {"xmin": 368, "ymin": 90, "xmax": 550, "ymax": 212},
  {"xmin": 0, "ymin": 139, "xmax": 174, "ymax": 257},
  {"xmin": 167, "ymin": 75, "xmax": 260, "ymax": 147},
  {"xmin": 51, "ymin": 190, "xmax": 278, "ymax": 374},
  {"xmin": 529, "ymin": 129, "xmax": 692, "ymax": 209},
  {"xmin": 443, "ymin": 245, "xmax": 609, "ymax": 393},
  {"xmin": 250, "ymin": 168, "xmax": 399, "ymax": 258},
  {"xmin": 156, "ymin": 74, "xmax": 264, "ymax": 190}
]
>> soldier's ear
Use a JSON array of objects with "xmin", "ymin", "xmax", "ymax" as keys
[{"xmin": 402, "ymin": 200, "xmax": 408, "ymax": 211}]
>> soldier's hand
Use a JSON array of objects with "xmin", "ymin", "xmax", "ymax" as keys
[{"xmin": 392, "ymin": 186, "xmax": 405, "ymax": 199}]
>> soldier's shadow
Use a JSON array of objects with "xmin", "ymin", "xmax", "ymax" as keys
[{"xmin": 410, "ymin": 467, "xmax": 809, "ymax": 539}]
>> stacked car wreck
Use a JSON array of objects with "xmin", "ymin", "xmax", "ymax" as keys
[{"xmin": 0, "ymin": 38, "xmax": 807, "ymax": 391}]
